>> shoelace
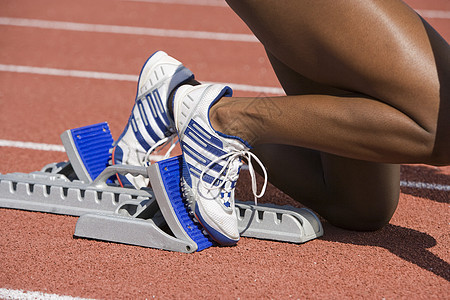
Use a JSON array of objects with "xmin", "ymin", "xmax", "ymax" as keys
[
  {"xmin": 200, "ymin": 150, "xmax": 268, "ymax": 205},
  {"xmin": 143, "ymin": 133, "xmax": 178, "ymax": 165}
]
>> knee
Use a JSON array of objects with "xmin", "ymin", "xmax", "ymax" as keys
[
  {"xmin": 415, "ymin": 130, "xmax": 450, "ymax": 166},
  {"xmin": 429, "ymin": 134, "xmax": 450, "ymax": 166},
  {"xmin": 412, "ymin": 87, "xmax": 450, "ymax": 166},
  {"xmin": 327, "ymin": 205, "xmax": 398, "ymax": 231},
  {"xmin": 431, "ymin": 148, "xmax": 450, "ymax": 166},
  {"xmin": 333, "ymin": 208, "xmax": 396, "ymax": 231},
  {"xmin": 324, "ymin": 191, "xmax": 400, "ymax": 231}
]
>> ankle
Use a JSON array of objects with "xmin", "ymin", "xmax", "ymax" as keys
[
  {"xmin": 209, "ymin": 98, "xmax": 260, "ymax": 146},
  {"xmin": 168, "ymin": 78, "xmax": 201, "ymax": 117}
]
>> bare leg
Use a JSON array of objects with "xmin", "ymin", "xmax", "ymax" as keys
[
  {"xmin": 252, "ymin": 54, "xmax": 400, "ymax": 230},
  {"xmin": 253, "ymin": 144, "xmax": 400, "ymax": 230},
  {"xmin": 204, "ymin": 0, "xmax": 450, "ymax": 229},
  {"xmin": 173, "ymin": 72, "xmax": 401, "ymax": 230},
  {"xmin": 217, "ymin": 0, "xmax": 450, "ymax": 165}
]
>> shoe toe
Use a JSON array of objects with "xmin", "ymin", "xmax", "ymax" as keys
[{"xmin": 195, "ymin": 200, "xmax": 240, "ymax": 245}]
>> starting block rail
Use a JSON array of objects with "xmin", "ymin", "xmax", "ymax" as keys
[{"xmin": 0, "ymin": 123, "xmax": 323, "ymax": 252}]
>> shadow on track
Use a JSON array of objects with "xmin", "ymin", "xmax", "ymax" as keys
[{"xmin": 322, "ymin": 223, "xmax": 450, "ymax": 282}]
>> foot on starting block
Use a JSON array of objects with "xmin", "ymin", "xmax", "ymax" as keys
[
  {"xmin": 60, "ymin": 122, "xmax": 213, "ymax": 252},
  {"xmin": 75, "ymin": 156, "xmax": 214, "ymax": 252},
  {"xmin": 0, "ymin": 123, "xmax": 323, "ymax": 252}
]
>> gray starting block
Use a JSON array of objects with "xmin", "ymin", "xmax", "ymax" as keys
[{"xmin": 0, "ymin": 123, "xmax": 323, "ymax": 252}]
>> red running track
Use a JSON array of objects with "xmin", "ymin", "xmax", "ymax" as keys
[{"xmin": 0, "ymin": 0, "xmax": 449, "ymax": 299}]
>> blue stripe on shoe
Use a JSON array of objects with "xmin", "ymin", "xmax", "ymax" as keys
[
  {"xmin": 136, "ymin": 98, "xmax": 162, "ymax": 144},
  {"xmin": 181, "ymin": 141, "xmax": 225, "ymax": 174},
  {"xmin": 113, "ymin": 144, "xmax": 124, "ymax": 164},
  {"xmin": 131, "ymin": 115, "xmax": 151, "ymax": 151},
  {"xmin": 186, "ymin": 162, "xmax": 222, "ymax": 186},
  {"xmin": 153, "ymin": 89, "xmax": 171, "ymax": 126},
  {"xmin": 188, "ymin": 119, "xmax": 223, "ymax": 149},
  {"xmin": 145, "ymin": 92, "xmax": 169, "ymax": 135},
  {"xmin": 185, "ymin": 127, "xmax": 227, "ymax": 158}
]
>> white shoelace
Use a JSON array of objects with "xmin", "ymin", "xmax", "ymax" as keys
[
  {"xmin": 200, "ymin": 150, "xmax": 268, "ymax": 205},
  {"xmin": 143, "ymin": 133, "xmax": 178, "ymax": 165}
]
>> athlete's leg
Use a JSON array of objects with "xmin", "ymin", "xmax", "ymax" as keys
[
  {"xmin": 252, "ymin": 53, "xmax": 400, "ymax": 230},
  {"xmin": 254, "ymin": 144, "xmax": 400, "ymax": 230},
  {"xmin": 219, "ymin": 0, "xmax": 449, "ymax": 165}
]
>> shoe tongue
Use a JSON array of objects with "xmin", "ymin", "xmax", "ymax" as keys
[
  {"xmin": 222, "ymin": 157, "xmax": 241, "ymax": 189},
  {"xmin": 229, "ymin": 156, "xmax": 242, "ymax": 173}
]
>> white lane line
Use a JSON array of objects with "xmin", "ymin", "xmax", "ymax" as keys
[
  {"xmin": 0, "ymin": 64, "xmax": 285, "ymax": 95},
  {"xmin": 416, "ymin": 9, "xmax": 450, "ymax": 19},
  {"xmin": 123, "ymin": 0, "xmax": 228, "ymax": 6},
  {"xmin": 0, "ymin": 17, "xmax": 258, "ymax": 43},
  {"xmin": 0, "ymin": 11, "xmax": 446, "ymax": 48},
  {"xmin": 0, "ymin": 288, "xmax": 94, "ymax": 300},
  {"xmin": 203, "ymin": 81, "xmax": 283, "ymax": 95},
  {"xmin": 123, "ymin": 1, "xmax": 450, "ymax": 19},
  {"xmin": 400, "ymin": 180, "xmax": 450, "ymax": 192},
  {"xmin": 0, "ymin": 64, "xmax": 137, "ymax": 82},
  {"xmin": 124, "ymin": 0, "xmax": 450, "ymax": 19},
  {"xmin": 0, "ymin": 139, "xmax": 65, "ymax": 152},
  {"xmin": 1, "ymin": 139, "xmax": 449, "ymax": 192}
]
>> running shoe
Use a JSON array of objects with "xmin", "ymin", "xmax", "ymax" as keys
[
  {"xmin": 173, "ymin": 84, "xmax": 267, "ymax": 245},
  {"xmin": 111, "ymin": 51, "xmax": 194, "ymax": 188}
]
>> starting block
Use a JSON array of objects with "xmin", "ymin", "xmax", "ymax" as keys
[{"xmin": 0, "ymin": 123, "xmax": 323, "ymax": 253}]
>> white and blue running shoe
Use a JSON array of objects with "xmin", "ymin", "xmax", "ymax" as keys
[
  {"xmin": 173, "ymin": 84, "xmax": 267, "ymax": 245},
  {"xmin": 111, "ymin": 51, "xmax": 194, "ymax": 188}
]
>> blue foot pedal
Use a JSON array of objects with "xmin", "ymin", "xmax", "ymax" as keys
[
  {"xmin": 148, "ymin": 156, "xmax": 214, "ymax": 251},
  {"xmin": 60, "ymin": 122, "xmax": 114, "ymax": 183},
  {"xmin": 59, "ymin": 123, "xmax": 321, "ymax": 252},
  {"xmin": 74, "ymin": 156, "xmax": 212, "ymax": 253}
]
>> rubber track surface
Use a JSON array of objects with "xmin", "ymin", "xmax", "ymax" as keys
[{"xmin": 0, "ymin": 0, "xmax": 449, "ymax": 298}]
